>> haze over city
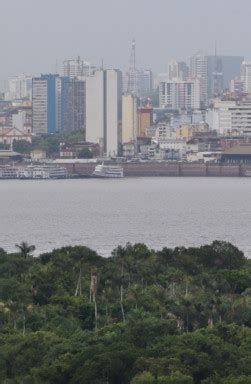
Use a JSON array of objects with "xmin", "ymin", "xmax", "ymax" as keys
[{"xmin": 1, "ymin": 0, "xmax": 251, "ymax": 87}]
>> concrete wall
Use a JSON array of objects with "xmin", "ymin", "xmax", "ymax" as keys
[{"xmin": 63, "ymin": 162, "xmax": 251, "ymax": 178}]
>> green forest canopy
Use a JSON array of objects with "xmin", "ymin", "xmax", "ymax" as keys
[{"xmin": 0, "ymin": 241, "xmax": 250, "ymax": 383}]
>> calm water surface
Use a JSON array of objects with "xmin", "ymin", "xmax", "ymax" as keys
[{"xmin": 0, "ymin": 178, "xmax": 250, "ymax": 257}]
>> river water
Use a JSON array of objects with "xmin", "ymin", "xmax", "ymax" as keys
[{"xmin": 0, "ymin": 178, "xmax": 250, "ymax": 257}]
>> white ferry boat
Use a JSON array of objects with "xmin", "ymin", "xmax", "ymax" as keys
[
  {"xmin": 0, "ymin": 166, "xmax": 18, "ymax": 179},
  {"xmin": 0, "ymin": 165, "xmax": 68, "ymax": 179},
  {"xmin": 92, "ymin": 163, "xmax": 124, "ymax": 178},
  {"xmin": 32, "ymin": 166, "xmax": 68, "ymax": 179}
]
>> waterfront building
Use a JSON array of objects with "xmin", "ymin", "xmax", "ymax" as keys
[
  {"xmin": 86, "ymin": 69, "xmax": 122, "ymax": 156},
  {"xmin": 122, "ymin": 94, "xmax": 138, "ymax": 143},
  {"xmin": 159, "ymin": 79, "xmax": 200, "ymax": 110},
  {"xmin": 221, "ymin": 144, "xmax": 251, "ymax": 163}
]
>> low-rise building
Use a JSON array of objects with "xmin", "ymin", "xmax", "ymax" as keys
[
  {"xmin": 30, "ymin": 150, "xmax": 47, "ymax": 161},
  {"xmin": 0, "ymin": 127, "xmax": 32, "ymax": 148},
  {"xmin": 221, "ymin": 144, "xmax": 251, "ymax": 163}
]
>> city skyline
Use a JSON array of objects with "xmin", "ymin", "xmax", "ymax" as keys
[{"xmin": 1, "ymin": 0, "xmax": 251, "ymax": 88}]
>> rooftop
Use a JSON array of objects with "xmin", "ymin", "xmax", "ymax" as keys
[{"xmin": 223, "ymin": 144, "xmax": 251, "ymax": 155}]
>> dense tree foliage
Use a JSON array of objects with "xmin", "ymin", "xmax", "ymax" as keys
[
  {"xmin": 29, "ymin": 130, "xmax": 85, "ymax": 157},
  {"xmin": 0, "ymin": 241, "xmax": 250, "ymax": 383}
]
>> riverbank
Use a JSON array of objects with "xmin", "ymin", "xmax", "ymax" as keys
[{"xmin": 64, "ymin": 162, "xmax": 251, "ymax": 177}]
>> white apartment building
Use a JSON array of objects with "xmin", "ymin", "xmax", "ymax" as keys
[
  {"xmin": 167, "ymin": 60, "xmax": 180, "ymax": 80},
  {"xmin": 61, "ymin": 57, "xmax": 96, "ymax": 78},
  {"xmin": 32, "ymin": 78, "xmax": 48, "ymax": 136},
  {"xmin": 159, "ymin": 79, "xmax": 200, "ymax": 110},
  {"xmin": 206, "ymin": 100, "xmax": 251, "ymax": 136},
  {"xmin": 86, "ymin": 69, "xmax": 122, "ymax": 156},
  {"xmin": 5, "ymin": 74, "xmax": 32, "ymax": 101},
  {"xmin": 190, "ymin": 52, "xmax": 208, "ymax": 105},
  {"xmin": 242, "ymin": 61, "xmax": 251, "ymax": 94},
  {"xmin": 155, "ymin": 122, "xmax": 173, "ymax": 139},
  {"xmin": 122, "ymin": 94, "xmax": 138, "ymax": 143}
]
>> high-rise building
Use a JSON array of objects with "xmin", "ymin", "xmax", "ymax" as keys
[
  {"xmin": 122, "ymin": 94, "xmax": 138, "ymax": 143},
  {"xmin": 167, "ymin": 60, "xmax": 189, "ymax": 81},
  {"xmin": 138, "ymin": 69, "xmax": 153, "ymax": 96},
  {"xmin": 138, "ymin": 105, "xmax": 153, "ymax": 136},
  {"xmin": 167, "ymin": 60, "xmax": 180, "ymax": 81},
  {"xmin": 63, "ymin": 78, "xmax": 86, "ymax": 133},
  {"xmin": 32, "ymin": 74, "xmax": 62, "ymax": 136},
  {"xmin": 190, "ymin": 52, "xmax": 208, "ymax": 106},
  {"xmin": 5, "ymin": 74, "xmax": 32, "ymax": 101},
  {"xmin": 207, "ymin": 56, "xmax": 243, "ymax": 98},
  {"xmin": 61, "ymin": 57, "xmax": 96, "ymax": 78},
  {"xmin": 86, "ymin": 69, "xmax": 122, "ymax": 156},
  {"xmin": 159, "ymin": 79, "xmax": 200, "ymax": 110},
  {"xmin": 242, "ymin": 61, "xmax": 251, "ymax": 94},
  {"xmin": 206, "ymin": 100, "xmax": 251, "ymax": 136}
]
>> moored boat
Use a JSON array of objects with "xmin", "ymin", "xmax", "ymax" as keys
[{"xmin": 92, "ymin": 163, "xmax": 124, "ymax": 178}]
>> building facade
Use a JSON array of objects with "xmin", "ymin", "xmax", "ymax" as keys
[
  {"xmin": 86, "ymin": 69, "xmax": 122, "ymax": 156},
  {"xmin": 63, "ymin": 78, "xmax": 86, "ymax": 134},
  {"xmin": 159, "ymin": 79, "xmax": 200, "ymax": 110},
  {"xmin": 61, "ymin": 57, "xmax": 96, "ymax": 78},
  {"xmin": 5, "ymin": 74, "xmax": 32, "ymax": 101},
  {"xmin": 206, "ymin": 100, "xmax": 251, "ymax": 136},
  {"xmin": 122, "ymin": 94, "xmax": 138, "ymax": 143}
]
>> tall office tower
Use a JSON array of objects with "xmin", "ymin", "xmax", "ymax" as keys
[
  {"xmin": 167, "ymin": 60, "xmax": 189, "ymax": 81},
  {"xmin": 32, "ymin": 74, "xmax": 62, "ymax": 136},
  {"xmin": 178, "ymin": 62, "xmax": 189, "ymax": 81},
  {"xmin": 242, "ymin": 61, "xmax": 251, "ymax": 94},
  {"xmin": 207, "ymin": 56, "xmax": 243, "ymax": 98},
  {"xmin": 190, "ymin": 52, "xmax": 208, "ymax": 106},
  {"xmin": 86, "ymin": 69, "xmax": 122, "ymax": 156},
  {"xmin": 63, "ymin": 78, "xmax": 86, "ymax": 134},
  {"xmin": 122, "ymin": 94, "xmax": 138, "ymax": 143},
  {"xmin": 138, "ymin": 69, "xmax": 153, "ymax": 96},
  {"xmin": 167, "ymin": 60, "xmax": 180, "ymax": 80},
  {"xmin": 159, "ymin": 79, "xmax": 200, "ymax": 110},
  {"xmin": 5, "ymin": 74, "xmax": 32, "ymax": 101},
  {"xmin": 61, "ymin": 57, "xmax": 96, "ymax": 78}
]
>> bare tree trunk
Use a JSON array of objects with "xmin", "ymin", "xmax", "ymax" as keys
[
  {"xmin": 120, "ymin": 285, "xmax": 125, "ymax": 322},
  {"xmin": 94, "ymin": 299, "xmax": 98, "ymax": 331},
  {"xmin": 22, "ymin": 313, "xmax": 26, "ymax": 336},
  {"xmin": 120, "ymin": 261, "xmax": 125, "ymax": 322},
  {"xmin": 75, "ymin": 265, "xmax": 82, "ymax": 296}
]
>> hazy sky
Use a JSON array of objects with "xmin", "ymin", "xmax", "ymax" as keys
[{"xmin": 1, "ymin": 0, "xmax": 251, "ymax": 88}]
